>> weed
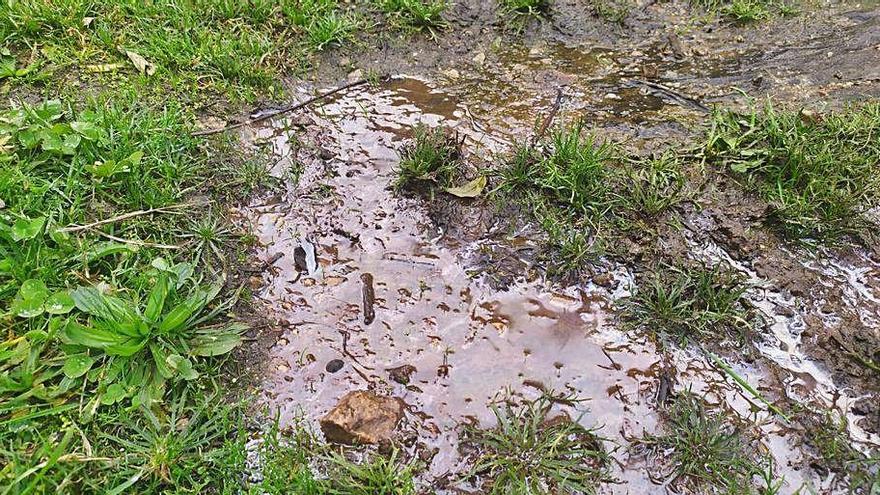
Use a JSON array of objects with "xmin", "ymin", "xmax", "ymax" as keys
[
  {"xmin": 500, "ymin": 0, "xmax": 551, "ymax": 20},
  {"xmin": 61, "ymin": 257, "xmax": 244, "ymax": 409},
  {"xmin": 623, "ymin": 263, "xmax": 751, "ymax": 346},
  {"xmin": 376, "ymin": 0, "xmax": 448, "ymax": 33},
  {"xmin": 704, "ymin": 102, "xmax": 880, "ymax": 242},
  {"xmin": 691, "ymin": 0, "xmax": 792, "ymax": 22},
  {"xmin": 802, "ymin": 411, "xmax": 880, "ymax": 491},
  {"xmin": 324, "ymin": 449, "xmax": 417, "ymax": 495},
  {"xmin": 620, "ymin": 152, "xmax": 686, "ymax": 217},
  {"xmin": 305, "ymin": 11, "xmax": 359, "ymax": 50},
  {"xmin": 393, "ymin": 125, "xmax": 462, "ymax": 191},
  {"xmin": 641, "ymin": 392, "xmax": 772, "ymax": 493},
  {"xmin": 589, "ymin": 0, "xmax": 631, "ymax": 24},
  {"xmin": 462, "ymin": 394, "xmax": 611, "ymax": 494},
  {"xmin": 179, "ymin": 212, "xmax": 234, "ymax": 271}
]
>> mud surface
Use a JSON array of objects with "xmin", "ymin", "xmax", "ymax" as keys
[{"xmin": 234, "ymin": 1, "xmax": 880, "ymax": 492}]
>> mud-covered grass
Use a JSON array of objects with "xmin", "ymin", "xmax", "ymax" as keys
[
  {"xmin": 461, "ymin": 394, "xmax": 611, "ymax": 494},
  {"xmin": 641, "ymin": 392, "xmax": 777, "ymax": 493},
  {"xmin": 623, "ymin": 263, "xmax": 752, "ymax": 347},
  {"xmin": 703, "ymin": 102, "xmax": 880, "ymax": 244},
  {"xmin": 800, "ymin": 412, "xmax": 880, "ymax": 491}
]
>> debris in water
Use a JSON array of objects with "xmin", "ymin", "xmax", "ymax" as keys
[{"xmin": 361, "ymin": 272, "xmax": 376, "ymax": 325}]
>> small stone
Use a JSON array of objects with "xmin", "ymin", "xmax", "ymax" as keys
[
  {"xmin": 472, "ymin": 52, "xmax": 486, "ymax": 66},
  {"xmin": 248, "ymin": 276, "xmax": 262, "ymax": 290},
  {"xmin": 326, "ymin": 359, "xmax": 344, "ymax": 373},
  {"xmin": 277, "ymin": 363, "xmax": 290, "ymax": 372},
  {"xmin": 338, "ymin": 56, "xmax": 352, "ymax": 67},
  {"xmin": 604, "ymin": 93, "xmax": 621, "ymax": 100},
  {"xmin": 347, "ymin": 69, "xmax": 363, "ymax": 82},
  {"xmin": 320, "ymin": 391, "xmax": 404, "ymax": 445},
  {"xmin": 441, "ymin": 68, "xmax": 460, "ymax": 80},
  {"xmin": 387, "ymin": 364, "xmax": 417, "ymax": 385}
]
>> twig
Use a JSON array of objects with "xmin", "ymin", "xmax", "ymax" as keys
[
  {"xmin": 59, "ymin": 203, "xmax": 197, "ymax": 233},
  {"xmin": 91, "ymin": 230, "xmax": 181, "ymax": 250},
  {"xmin": 191, "ymin": 77, "xmax": 386, "ymax": 137},
  {"xmin": 531, "ymin": 88, "xmax": 564, "ymax": 146},
  {"xmin": 630, "ymin": 79, "xmax": 710, "ymax": 113}
]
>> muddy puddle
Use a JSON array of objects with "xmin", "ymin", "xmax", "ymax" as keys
[{"xmin": 236, "ymin": 37, "xmax": 879, "ymax": 493}]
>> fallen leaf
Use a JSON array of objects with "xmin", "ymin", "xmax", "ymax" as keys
[
  {"xmin": 125, "ymin": 50, "xmax": 155, "ymax": 76},
  {"xmin": 83, "ymin": 16, "xmax": 95, "ymax": 27},
  {"xmin": 445, "ymin": 176, "xmax": 487, "ymax": 198}
]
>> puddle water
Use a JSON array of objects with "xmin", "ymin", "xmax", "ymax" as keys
[{"xmin": 238, "ymin": 41, "xmax": 874, "ymax": 492}]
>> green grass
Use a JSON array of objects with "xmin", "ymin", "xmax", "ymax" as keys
[
  {"xmin": 461, "ymin": 394, "xmax": 611, "ymax": 494},
  {"xmin": 0, "ymin": 0, "xmax": 360, "ymax": 99},
  {"xmin": 498, "ymin": 0, "xmax": 550, "ymax": 27},
  {"xmin": 496, "ymin": 123, "xmax": 685, "ymax": 274},
  {"xmin": 640, "ymin": 392, "xmax": 776, "ymax": 493},
  {"xmin": 375, "ymin": 0, "xmax": 447, "ymax": 33},
  {"xmin": 691, "ymin": 0, "xmax": 796, "ymax": 22},
  {"xmin": 801, "ymin": 411, "xmax": 880, "ymax": 492},
  {"xmin": 623, "ymin": 263, "xmax": 751, "ymax": 346},
  {"xmin": 393, "ymin": 124, "xmax": 462, "ymax": 191},
  {"xmin": 703, "ymin": 103, "xmax": 880, "ymax": 243}
]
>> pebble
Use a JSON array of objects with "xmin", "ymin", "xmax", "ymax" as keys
[{"xmin": 326, "ymin": 359, "xmax": 345, "ymax": 373}]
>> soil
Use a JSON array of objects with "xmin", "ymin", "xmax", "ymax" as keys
[{"xmin": 228, "ymin": 1, "xmax": 880, "ymax": 493}]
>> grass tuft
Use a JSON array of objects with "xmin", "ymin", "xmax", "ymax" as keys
[
  {"xmin": 704, "ymin": 102, "xmax": 880, "ymax": 243},
  {"xmin": 393, "ymin": 125, "xmax": 462, "ymax": 191},
  {"xmin": 691, "ymin": 0, "xmax": 796, "ymax": 22},
  {"xmin": 496, "ymin": 123, "xmax": 684, "ymax": 274},
  {"xmin": 640, "ymin": 392, "xmax": 774, "ymax": 493},
  {"xmin": 375, "ymin": 0, "xmax": 448, "ymax": 33},
  {"xmin": 462, "ymin": 394, "xmax": 611, "ymax": 494},
  {"xmin": 623, "ymin": 262, "xmax": 751, "ymax": 346}
]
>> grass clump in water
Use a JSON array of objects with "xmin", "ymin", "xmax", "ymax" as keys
[
  {"xmin": 640, "ymin": 392, "xmax": 776, "ymax": 493},
  {"xmin": 375, "ymin": 0, "xmax": 448, "ymax": 33},
  {"xmin": 623, "ymin": 263, "xmax": 751, "ymax": 346},
  {"xmin": 461, "ymin": 394, "xmax": 611, "ymax": 494},
  {"xmin": 704, "ymin": 103, "xmax": 880, "ymax": 243},
  {"xmin": 800, "ymin": 411, "xmax": 880, "ymax": 491},
  {"xmin": 393, "ymin": 125, "xmax": 462, "ymax": 191},
  {"xmin": 497, "ymin": 123, "xmax": 684, "ymax": 274}
]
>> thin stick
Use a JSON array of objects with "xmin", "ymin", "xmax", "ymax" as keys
[
  {"xmin": 91, "ymin": 230, "xmax": 181, "ymax": 250},
  {"xmin": 532, "ymin": 88, "xmax": 564, "ymax": 146},
  {"xmin": 59, "ymin": 204, "xmax": 197, "ymax": 233},
  {"xmin": 631, "ymin": 79, "xmax": 710, "ymax": 113},
  {"xmin": 191, "ymin": 77, "xmax": 384, "ymax": 137}
]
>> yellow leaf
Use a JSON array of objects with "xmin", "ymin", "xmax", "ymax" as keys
[
  {"xmin": 445, "ymin": 176, "xmax": 487, "ymax": 198},
  {"xmin": 126, "ymin": 50, "xmax": 156, "ymax": 76}
]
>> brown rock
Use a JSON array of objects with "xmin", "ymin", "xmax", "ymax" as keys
[
  {"xmin": 387, "ymin": 364, "xmax": 416, "ymax": 385},
  {"xmin": 320, "ymin": 391, "xmax": 404, "ymax": 445}
]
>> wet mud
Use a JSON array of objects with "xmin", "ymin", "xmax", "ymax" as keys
[{"xmin": 233, "ymin": 1, "xmax": 880, "ymax": 492}]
